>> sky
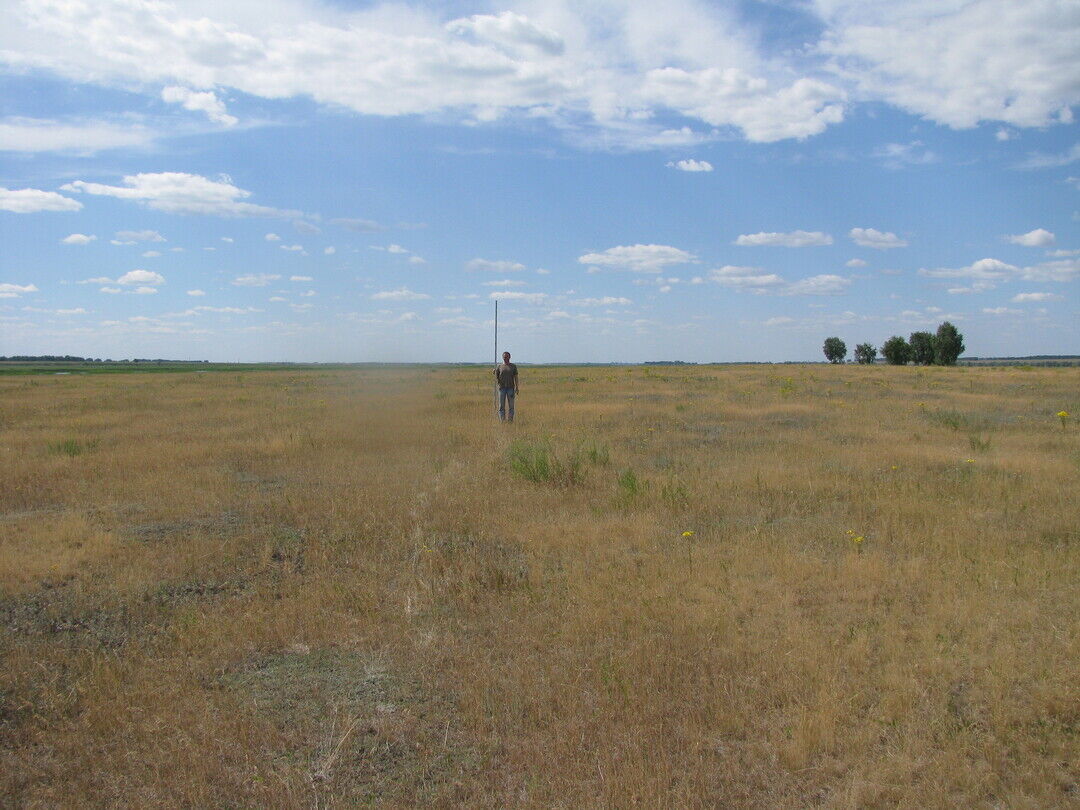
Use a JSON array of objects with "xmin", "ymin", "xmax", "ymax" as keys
[{"xmin": 1, "ymin": 0, "xmax": 1078, "ymax": 363}]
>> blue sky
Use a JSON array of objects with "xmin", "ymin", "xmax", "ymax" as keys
[{"xmin": 1, "ymin": 0, "xmax": 1077, "ymax": 362}]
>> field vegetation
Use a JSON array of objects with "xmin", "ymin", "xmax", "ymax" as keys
[{"xmin": 1, "ymin": 364, "xmax": 1077, "ymax": 807}]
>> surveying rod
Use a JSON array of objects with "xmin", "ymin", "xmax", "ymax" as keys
[{"xmin": 493, "ymin": 300, "xmax": 499, "ymax": 412}]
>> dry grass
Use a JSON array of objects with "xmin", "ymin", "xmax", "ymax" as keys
[{"xmin": 1, "ymin": 364, "xmax": 1077, "ymax": 808}]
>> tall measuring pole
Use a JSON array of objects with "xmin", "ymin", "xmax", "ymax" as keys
[{"xmin": 493, "ymin": 300, "xmax": 499, "ymax": 415}]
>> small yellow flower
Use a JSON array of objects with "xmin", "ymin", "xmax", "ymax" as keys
[
  {"xmin": 1058, "ymin": 410, "xmax": 1070, "ymax": 418},
  {"xmin": 890, "ymin": 465, "xmax": 898, "ymax": 470},
  {"xmin": 682, "ymin": 530, "xmax": 694, "ymax": 538},
  {"xmin": 846, "ymin": 529, "xmax": 856, "ymax": 536},
  {"xmin": 965, "ymin": 458, "xmax": 975, "ymax": 463},
  {"xmin": 852, "ymin": 535, "xmax": 864, "ymax": 545}
]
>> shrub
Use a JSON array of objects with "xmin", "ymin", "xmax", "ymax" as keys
[{"xmin": 507, "ymin": 440, "xmax": 584, "ymax": 486}]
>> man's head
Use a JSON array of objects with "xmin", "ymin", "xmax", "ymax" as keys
[{"xmin": 502, "ymin": 351, "xmax": 511, "ymax": 362}]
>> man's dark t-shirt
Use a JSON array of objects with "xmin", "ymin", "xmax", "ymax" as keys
[{"xmin": 494, "ymin": 362, "xmax": 518, "ymax": 389}]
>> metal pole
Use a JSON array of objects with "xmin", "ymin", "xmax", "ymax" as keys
[{"xmin": 493, "ymin": 300, "xmax": 498, "ymax": 416}]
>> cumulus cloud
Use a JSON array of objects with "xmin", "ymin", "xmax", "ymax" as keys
[
  {"xmin": 0, "ymin": 186, "xmax": 82, "ymax": 213},
  {"xmin": 0, "ymin": 283, "xmax": 39, "ymax": 298},
  {"xmin": 117, "ymin": 269, "xmax": 165, "ymax": 285},
  {"xmin": 232, "ymin": 273, "xmax": 281, "ymax": 286},
  {"xmin": 873, "ymin": 141, "xmax": 936, "ymax": 169},
  {"xmin": 0, "ymin": 0, "xmax": 849, "ymax": 148},
  {"xmin": 280, "ymin": 244, "xmax": 305, "ymax": 252},
  {"xmin": 466, "ymin": 258, "xmax": 527, "ymax": 273},
  {"xmin": 734, "ymin": 230, "xmax": 832, "ymax": 247},
  {"xmin": 1006, "ymin": 228, "xmax": 1055, "ymax": 247},
  {"xmin": 578, "ymin": 244, "xmax": 695, "ymax": 273},
  {"xmin": 132, "ymin": 286, "xmax": 158, "ymax": 294},
  {"xmin": 161, "ymin": 86, "xmax": 237, "ymax": 126},
  {"xmin": 666, "ymin": 159, "xmax": 713, "ymax": 172},
  {"xmin": 187, "ymin": 289, "xmax": 206, "ymax": 296},
  {"xmin": 983, "ymin": 307, "xmax": 1021, "ymax": 315},
  {"xmin": 324, "ymin": 246, "xmax": 336, "ymax": 255},
  {"xmin": 571, "ymin": 296, "xmax": 632, "ymax": 306},
  {"xmin": 920, "ymin": 258, "xmax": 1017, "ymax": 280},
  {"xmin": 61, "ymin": 173, "xmax": 303, "ymax": 217},
  {"xmin": 489, "ymin": 291, "xmax": 547, "ymax": 303},
  {"xmin": 112, "ymin": 229, "xmax": 165, "ymax": 244},
  {"xmin": 290, "ymin": 275, "xmax": 313, "ymax": 282},
  {"xmin": 1012, "ymin": 292, "xmax": 1061, "ymax": 303},
  {"xmin": 816, "ymin": 0, "xmax": 1080, "ymax": 129},
  {"xmin": 371, "ymin": 287, "xmax": 430, "ymax": 300},
  {"xmin": 783, "ymin": 274, "xmax": 850, "ymax": 295},
  {"xmin": 61, "ymin": 233, "xmax": 96, "ymax": 244},
  {"xmin": 709, "ymin": 265, "xmax": 784, "ymax": 290},
  {"xmin": 849, "ymin": 228, "xmax": 907, "ymax": 249},
  {"xmin": 142, "ymin": 250, "xmax": 160, "ymax": 258},
  {"xmin": 922, "ymin": 256, "xmax": 1079, "ymax": 284},
  {"xmin": 845, "ymin": 258, "xmax": 867, "ymax": 267},
  {"xmin": 482, "ymin": 279, "xmax": 527, "ymax": 287}
]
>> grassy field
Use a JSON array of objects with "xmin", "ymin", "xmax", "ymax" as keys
[{"xmin": 1, "ymin": 364, "xmax": 1077, "ymax": 807}]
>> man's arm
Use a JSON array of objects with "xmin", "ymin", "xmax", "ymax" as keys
[{"xmin": 514, "ymin": 366, "xmax": 519, "ymax": 393}]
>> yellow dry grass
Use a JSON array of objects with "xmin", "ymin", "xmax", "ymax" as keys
[{"xmin": 1, "ymin": 364, "xmax": 1077, "ymax": 808}]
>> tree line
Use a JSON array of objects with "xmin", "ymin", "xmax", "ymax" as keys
[{"xmin": 823, "ymin": 322, "xmax": 965, "ymax": 365}]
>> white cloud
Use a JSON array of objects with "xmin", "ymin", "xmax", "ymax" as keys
[
  {"xmin": 0, "ymin": 283, "xmax": 38, "ymax": 298},
  {"xmin": 187, "ymin": 289, "xmax": 206, "ymax": 296},
  {"xmin": 387, "ymin": 244, "xmax": 409, "ymax": 254},
  {"xmin": 142, "ymin": 250, "xmax": 161, "ymax": 258},
  {"xmin": 849, "ymin": 228, "xmax": 907, "ymax": 249},
  {"xmin": 55, "ymin": 308, "xmax": 87, "ymax": 315},
  {"xmin": 0, "ymin": 186, "xmax": 82, "ymax": 213},
  {"xmin": 232, "ymin": 273, "xmax": 281, "ymax": 286},
  {"xmin": 763, "ymin": 316, "xmax": 794, "ymax": 326},
  {"xmin": 983, "ymin": 307, "xmax": 1021, "ymax": 315},
  {"xmin": 578, "ymin": 244, "xmax": 695, "ymax": 273},
  {"xmin": 265, "ymin": 233, "xmax": 281, "ymax": 241},
  {"xmin": 62, "ymin": 173, "xmax": 303, "ymax": 218},
  {"xmin": 268, "ymin": 296, "xmax": 287, "ymax": 302},
  {"xmin": 466, "ymin": 258, "xmax": 526, "ymax": 272},
  {"xmin": 845, "ymin": 258, "xmax": 867, "ymax": 267},
  {"xmin": 280, "ymin": 244, "xmax": 305, "ymax": 252},
  {"xmin": 482, "ymin": 279, "xmax": 528, "ymax": 287},
  {"xmin": 161, "ymin": 86, "xmax": 237, "ymax": 126},
  {"xmin": 221, "ymin": 237, "xmax": 233, "ymax": 243},
  {"xmin": 61, "ymin": 233, "xmax": 96, "ymax": 244},
  {"xmin": 1012, "ymin": 292, "xmax": 1061, "ymax": 303},
  {"xmin": 666, "ymin": 159, "xmax": 713, "ymax": 172},
  {"xmin": 371, "ymin": 287, "xmax": 430, "ymax": 300},
  {"xmin": 1047, "ymin": 248, "xmax": 1080, "ymax": 257},
  {"xmin": 408, "ymin": 255, "xmax": 427, "ymax": 264},
  {"xmin": 735, "ymin": 230, "xmax": 832, "ymax": 247},
  {"xmin": 489, "ymin": 291, "xmax": 547, "ymax": 303},
  {"xmin": 0, "ymin": 116, "xmax": 157, "ymax": 153},
  {"xmin": 817, "ymin": 0, "xmax": 1080, "ymax": 129},
  {"xmin": 783, "ymin": 274, "xmax": 850, "ymax": 296},
  {"xmin": 132, "ymin": 286, "xmax": 158, "ymax": 294},
  {"xmin": 289, "ymin": 275, "xmax": 313, "ymax": 282},
  {"xmin": 1016, "ymin": 143, "xmax": 1080, "ymax": 169},
  {"xmin": 1018, "ymin": 257, "xmax": 1080, "ymax": 282},
  {"xmin": 113, "ymin": 229, "xmax": 165, "ymax": 244},
  {"xmin": 1006, "ymin": 228, "xmax": 1055, "ymax": 247},
  {"xmin": 920, "ymin": 258, "xmax": 1017, "ymax": 280},
  {"xmin": 709, "ymin": 265, "xmax": 784, "ymax": 289},
  {"xmin": 99, "ymin": 287, "xmax": 122, "ymax": 294},
  {"xmin": 571, "ymin": 296, "xmax": 632, "ymax": 306},
  {"xmin": 873, "ymin": 141, "xmax": 936, "ymax": 169},
  {"xmin": 117, "ymin": 269, "xmax": 165, "ymax": 285},
  {"xmin": 292, "ymin": 220, "xmax": 321, "ymax": 235},
  {"xmin": 300, "ymin": 290, "xmax": 316, "ymax": 297},
  {"xmin": 324, "ymin": 246, "xmax": 336, "ymax": 255}
]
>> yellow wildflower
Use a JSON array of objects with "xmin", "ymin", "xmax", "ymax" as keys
[{"xmin": 682, "ymin": 530, "xmax": 694, "ymax": 538}]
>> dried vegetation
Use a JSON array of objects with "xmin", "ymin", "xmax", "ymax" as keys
[{"xmin": 0, "ymin": 365, "xmax": 1077, "ymax": 807}]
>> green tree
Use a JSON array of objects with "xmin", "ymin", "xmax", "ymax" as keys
[
  {"xmin": 909, "ymin": 331, "xmax": 936, "ymax": 365},
  {"xmin": 881, "ymin": 336, "xmax": 912, "ymax": 365},
  {"xmin": 854, "ymin": 343, "xmax": 877, "ymax": 364},
  {"xmin": 823, "ymin": 337, "xmax": 847, "ymax": 363},
  {"xmin": 934, "ymin": 321, "xmax": 965, "ymax": 365}
]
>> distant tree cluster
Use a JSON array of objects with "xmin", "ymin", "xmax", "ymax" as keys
[{"xmin": 823, "ymin": 322, "xmax": 965, "ymax": 366}]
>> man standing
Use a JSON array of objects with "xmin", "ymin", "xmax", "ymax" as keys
[{"xmin": 494, "ymin": 351, "xmax": 519, "ymax": 422}]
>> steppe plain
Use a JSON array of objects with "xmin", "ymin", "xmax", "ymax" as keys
[{"xmin": 1, "ymin": 364, "xmax": 1077, "ymax": 807}]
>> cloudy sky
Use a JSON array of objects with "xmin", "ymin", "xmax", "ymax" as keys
[{"xmin": 1, "ymin": 0, "xmax": 1077, "ymax": 362}]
